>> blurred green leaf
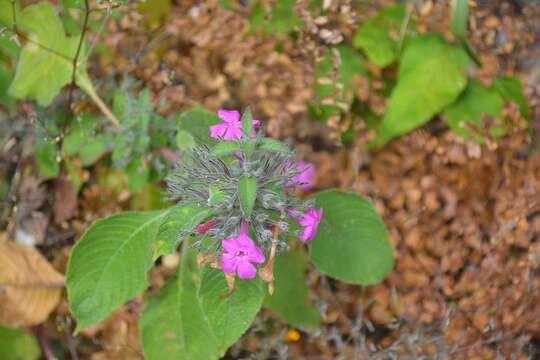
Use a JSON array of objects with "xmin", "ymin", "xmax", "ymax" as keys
[
  {"xmin": 257, "ymin": 138, "xmax": 291, "ymax": 154},
  {"xmin": 443, "ymin": 80, "xmax": 504, "ymax": 141},
  {"xmin": 139, "ymin": 0, "xmax": 171, "ymax": 28},
  {"xmin": 493, "ymin": 76, "xmax": 530, "ymax": 120},
  {"xmin": 451, "ymin": 0, "xmax": 469, "ymax": 38},
  {"xmin": 0, "ymin": 0, "xmax": 19, "ymax": 28},
  {"xmin": 372, "ymin": 34, "xmax": 469, "ymax": 147},
  {"xmin": 125, "ymin": 157, "xmax": 150, "ymax": 193},
  {"xmin": 311, "ymin": 45, "xmax": 366, "ymax": 121},
  {"xmin": 177, "ymin": 107, "xmax": 221, "ymax": 147},
  {"xmin": 353, "ymin": 4, "xmax": 411, "ymax": 68},
  {"xmin": 35, "ymin": 139, "xmax": 59, "ymax": 178},
  {"xmin": 0, "ymin": 63, "xmax": 15, "ymax": 108},
  {"xmin": 310, "ymin": 190, "xmax": 394, "ymax": 285},
  {"xmin": 250, "ymin": 0, "xmax": 303, "ymax": 34},
  {"xmin": 209, "ymin": 141, "xmax": 241, "ymax": 158},
  {"xmin": 8, "ymin": 3, "xmax": 84, "ymax": 106},
  {"xmin": 265, "ymin": 249, "xmax": 320, "ymax": 328},
  {"xmin": 0, "ymin": 326, "xmax": 40, "ymax": 360}
]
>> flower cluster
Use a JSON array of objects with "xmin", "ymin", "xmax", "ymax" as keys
[{"xmin": 167, "ymin": 109, "xmax": 323, "ymax": 280}]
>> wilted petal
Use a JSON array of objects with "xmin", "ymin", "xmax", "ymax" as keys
[{"xmin": 237, "ymin": 261, "xmax": 257, "ymax": 279}]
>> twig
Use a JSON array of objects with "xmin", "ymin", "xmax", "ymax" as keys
[
  {"xmin": 85, "ymin": 6, "xmax": 112, "ymax": 61},
  {"xmin": 66, "ymin": 0, "xmax": 91, "ymax": 115}
]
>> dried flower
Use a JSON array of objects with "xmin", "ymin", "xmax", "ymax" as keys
[{"xmin": 221, "ymin": 222, "xmax": 265, "ymax": 279}]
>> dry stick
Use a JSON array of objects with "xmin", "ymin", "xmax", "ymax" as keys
[{"xmin": 66, "ymin": 0, "xmax": 91, "ymax": 116}]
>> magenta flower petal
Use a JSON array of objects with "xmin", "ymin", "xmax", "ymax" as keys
[
  {"xmin": 222, "ymin": 238, "xmax": 238, "ymax": 253},
  {"xmin": 252, "ymin": 119, "xmax": 261, "ymax": 128},
  {"xmin": 236, "ymin": 261, "xmax": 257, "ymax": 279},
  {"xmin": 287, "ymin": 161, "xmax": 316, "ymax": 190},
  {"xmin": 248, "ymin": 246, "xmax": 266, "ymax": 264},
  {"xmin": 221, "ymin": 253, "xmax": 237, "ymax": 274},
  {"xmin": 220, "ymin": 222, "xmax": 265, "ymax": 279},
  {"xmin": 210, "ymin": 123, "xmax": 228, "ymax": 139},
  {"xmin": 296, "ymin": 207, "xmax": 324, "ymax": 242},
  {"xmin": 218, "ymin": 109, "xmax": 240, "ymax": 123}
]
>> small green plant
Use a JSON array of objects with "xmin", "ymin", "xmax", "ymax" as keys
[
  {"xmin": 309, "ymin": 3, "xmax": 530, "ymax": 147},
  {"xmin": 66, "ymin": 108, "xmax": 394, "ymax": 359}
]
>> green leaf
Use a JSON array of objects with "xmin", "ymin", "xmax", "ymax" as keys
[
  {"xmin": 125, "ymin": 158, "xmax": 150, "ymax": 193},
  {"xmin": 178, "ymin": 108, "xmax": 221, "ymax": 146},
  {"xmin": 0, "ymin": 63, "xmax": 15, "ymax": 108},
  {"xmin": 139, "ymin": 0, "xmax": 171, "ymax": 28},
  {"xmin": 154, "ymin": 205, "xmax": 210, "ymax": 258},
  {"xmin": 238, "ymin": 175, "xmax": 257, "ymax": 218},
  {"xmin": 8, "ymin": 3, "xmax": 83, "ymax": 106},
  {"xmin": 443, "ymin": 79, "xmax": 504, "ymax": 141},
  {"xmin": 372, "ymin": 34, "xmax": 469, "ymax": 148},
  {"xmin": 451, "ymin": 0, "xmax": 469, "ymax": 39},
  {"xmin": 209, "ymin": 141, "xmax": 241, "ymax": 158},
  {"xmin": 241, "ymin": 107, "xmax": 253, "ymax": 136},
  {"xmin": 0, "ymin": 326, "xmax": 40, "ymax": 360},
  {"xmin": 198, "ymin": 267, "xmax": 264, "ymax": 354},
  {"xmin": 265, "ymin": 249, "xmax": 320, "ymax": 328},
  {"xmin": 493, "ymin": 76, "xmax": 530, "ymax": 120},
  {"xmin": 250, "ymin": 0, "xmax": 303, "ymax": 34},
  {"xmin": 140, "ymin": 248, "xmax": 220, "ymax": 360},
  {"xmin": 257, "ymin": 138, "xmax": 291, "ymax": 154},
  {"xmin": 311, "ymin": 45, "xmax": 366, "ymax": 121},
  {"xmin": 310, "ymin": 190, "xmax": 394, "ymax": 285},
  {"xmin": 63, "ymin": 113, "xmax": 108, "ymax": 166},
  {"xmin": 0, "ymin": 0, "xmax": 19, "ymax": 28},
  {"xmin": 353, "ymin": 4, "xmax": 410, "ymax": 68},
  {"xmin": 35, "ymin": 139, "xmax": 60, "ymax": 178},
  {"xmin": 175, "ymin": 129, "xmax": 196, "ymax": 151},
  {"xmin": 67, "ymin": 209, "xmax": 170, "ymax": 331}
]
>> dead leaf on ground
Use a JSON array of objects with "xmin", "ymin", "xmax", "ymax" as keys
[{"xmin": 0, "ymin": 233, "xmax": 65, "ymax": 327}]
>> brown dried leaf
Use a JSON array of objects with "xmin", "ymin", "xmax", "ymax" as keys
[{"xmin": 0, "ymin": 234, "xmax": 65, "ymax": 327}]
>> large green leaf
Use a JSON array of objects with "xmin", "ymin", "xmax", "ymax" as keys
[
  {"xmin": 198, "ymin": 267, "xmax": 264, "ymax": 354},
  {"xmin": 310, "ymin": 190, "xmax": 394, "ymax": 285},
  {"xmin": 8, "ymin": 3, "xmax": 84, "ymax": 106},
  {"xmin": 0, "ymin": 326, "xmax": 40, "ymax": 360},
  {"xmin": 141, "ymin": 251, "xmax": 264, "ymax": 359},
  {"xmin": 177, "ymin": 108, "xmax": 221, "ymax": 147},
  {"xmin": 443, "ymin": 79, "xmax": 504, "ymax": 141},
  {"xmin": 238, "ymin": 175, "xmax": 257, "ymax": 218},
  {"xmin": 154, "ymin": 205, "xmax": 211, "ymax": 258},
  {"xmin": 265, "ymin": 249, "xmax": 320, "ymax": 328},
  {"xmin": 140, "ymin": 249, "xmax": 219, "ymax": 360},
  {"xmin": 372, "ymin": 34, "xmax": 469, "ymax": 147},
  {"xmin": 67, "ymin": 209, "xmax": 170, "ymax": 331},
  {"xmin": 353, "ymin": 4, "xmax": 409, "ymax": 68}
]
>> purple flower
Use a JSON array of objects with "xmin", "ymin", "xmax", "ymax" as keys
[
  {"xmin": 290, "ymin": 208, "xmax": 324, "ymax": 242},
  {"xmin": 287, "ymin": 161, "xmax": 315, "ymax": 190},
  {"xmin": 221, "ymin": 222, "xmax": 265, "ymax": 279},
  {"xmin": 210, "ymin": 109, "xmax": 261, "ymax": 141}
]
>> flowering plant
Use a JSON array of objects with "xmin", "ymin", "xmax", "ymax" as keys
[{"xmin": 66, "ymin": 108, "xmax": 394, "ymax": 360}]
